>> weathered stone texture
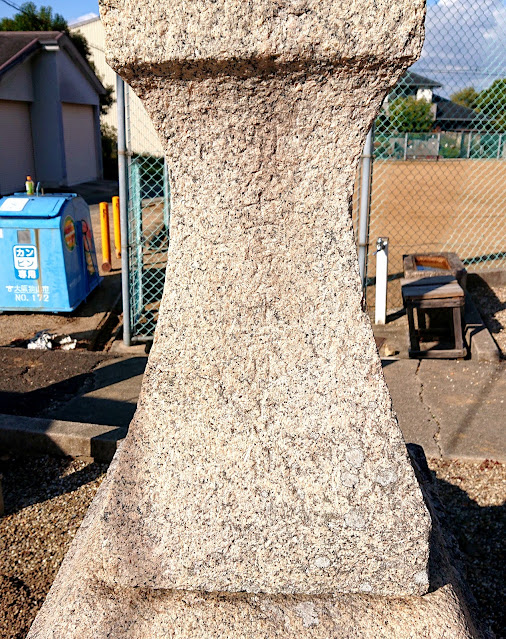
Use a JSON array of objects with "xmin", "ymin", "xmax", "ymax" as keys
[
  {"xmin": 27, "ymin": 450, "xmax": 485, "ymax": 639},
  {"xmin": 97, "ymin": 31, "xmax": 431, "ymax": 599},
  {"xmin": 26, "ymin": 1, "xmax": 486, "ymax": 637},
  {"xmin": 100, "ymin": 0, "xmax": 425, "ymax": 68}
]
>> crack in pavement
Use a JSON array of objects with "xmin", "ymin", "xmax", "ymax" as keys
[{"xmin": 415, "ymin": 359, "xmax": 443, "ymax": 458}]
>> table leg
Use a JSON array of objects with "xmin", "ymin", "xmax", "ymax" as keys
[
  {"xmin": 453, "ymin": 306, "xmax": 463, "ymax": 351},
  {"xmin": 407, "ymin": 306, "xmax": 419, "ymax": 352}
]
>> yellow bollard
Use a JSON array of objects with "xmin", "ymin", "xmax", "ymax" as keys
[
  {"xmin": 112, "ymin": 196, "xmax": 121, "ymax": 258},
  {"xmin": 100, "ymin": 201, "xmax": 112, "ymax": 272}
]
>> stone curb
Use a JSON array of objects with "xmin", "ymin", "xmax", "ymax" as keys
[
  {"xmin": 464, "ymin": 293, "xmax": 501, "ymax": 363},
  {"xmin": 0, "ymin": 413, "xmax": 126, "ymax": 463},
  {"xmin": 468, "ymin": 268, "xmax": 506, "ymax": 288}
]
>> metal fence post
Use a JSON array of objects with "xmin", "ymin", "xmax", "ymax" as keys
[
  {"xmin": 116, "ymin": 75, "xmax": 131, "ymax": 347},
  {"xmin": 163, "ymin": 157, "xmax": 171, "ymax": 238},
  {"xmin": 357, "ymin": 127, "xmax": 373, "ymax": 289},
  {"xmin": 130, "ymin": 159, "xmax": 144, "ymax": 324}
]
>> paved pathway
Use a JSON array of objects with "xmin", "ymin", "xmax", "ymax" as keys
[
  {"xmin": 0, "ymin": 347, "xmax": 504, "ymax": 462},
  {"xmin": 383, "ymin": 358, "xmax": 505, "ymax": 461}
]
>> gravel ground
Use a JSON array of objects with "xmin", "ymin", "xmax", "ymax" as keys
[
  {"xmin": 0, "ymin": 456, "xmax": 107, "ymax": 639},
  {"xmin": 468, "ymin": 279, "xmax": 506, "ymax": 358},
  {"xmin": 427, "ymin": 457, "xmax": 506, "ymax": 638},
  {"xmin": 0, "ymin": 455, "xmax": 504, "ymax": 638}
]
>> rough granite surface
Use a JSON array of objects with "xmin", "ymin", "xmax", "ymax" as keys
[
  {"xmin": 27, "ymin": 2, "xmax": 487, "ymax": 637},
  {"xmin": 27, "ymin": 449, "xmax": 486, "ymax": 638},
  {"xmin": 93, "ymin": 0, "xmax": 433, "ymax": 597}
]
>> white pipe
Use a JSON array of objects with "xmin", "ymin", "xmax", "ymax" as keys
[
  {"xmin": 374, "ymin": 237, "xmax": 388, "ymax": 325},
  {"xmin": 357, "ymin": 127, "xmax": 373, "ymax": 288}
]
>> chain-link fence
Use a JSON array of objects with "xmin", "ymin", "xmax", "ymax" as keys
[
  {"xmin": 122, "ymin": 1, "xmax": 505, "ymax": 340},
  {"xmin": 124, "ymin": 87, "xmax": 170, "ymax": 339},
  {"xmin": 354, "ymin": 0, "xmax": 506, "ymax": 310}
]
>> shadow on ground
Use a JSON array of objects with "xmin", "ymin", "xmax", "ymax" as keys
[
  {"xmin": 0, "ymin": 455, "xmax": 109, "ymax": 639},
  {"xmin": 0, "ymin": 353, "xmax": 147, "ymax": 427},
  {"xmin": 430, "ymin": 466, "xmax": 505, "ymax": 638},
  {"xmin": 46, "ymin": 179, "xmax": 119, "ymax": 206},
  {"xmin": 0, "ymin": 452, "xmax": 504, "ymax": 639},
  {"xmin": 0, "ymin": 455, "xmax": 106, "ymax": 517},
  {"xmin": 468, "ymin": 275, "xmax": 506, "ymax": 358}
]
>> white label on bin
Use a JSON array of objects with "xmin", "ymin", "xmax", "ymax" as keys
[
  {"xmin": 1, "ymin": 198, "xmax": 29, "ymax": 212},
  {"xmin": 13, "ymin": 244, "xmax": 39, "ymax": 280},
  {"xmin": 5, "ymin": 283, "xmax": 50, "ymax": 303}
]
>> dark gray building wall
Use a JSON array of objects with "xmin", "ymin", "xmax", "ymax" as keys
[{"xmin": 31, "ymin": 50, "xmax": 67, "ymax": 186}]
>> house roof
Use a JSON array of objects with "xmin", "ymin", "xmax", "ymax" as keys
[
  {"xmin": 0, "ymin": 31, "xmax": 59, "ymax": 71},
  {"xmin": 0, "ymin": 31, "xmax": 105, "ymax": 95},
  {"xmin": 433, "ymin": 94, "xmax": 488, "ymax": 124},
  {"xmin": 401, "ymin": 71, "xmax": 442, "ymax": 89}
]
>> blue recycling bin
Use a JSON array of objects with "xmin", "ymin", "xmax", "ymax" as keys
[{"xmin": 0, "ymin": 193, "xmax": 101, "ymax": 312}]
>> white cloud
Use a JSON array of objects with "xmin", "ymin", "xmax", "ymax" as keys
[
  {"xmin": 68, "ymin": 12, "xmax": 99, "ymax": 27},
  {"xmin": 411, "ymin": 0, "xmax": 506, "ymax": 95}
]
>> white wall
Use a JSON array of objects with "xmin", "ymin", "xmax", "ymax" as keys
[
  {"xmin": 416, "ymin": 88, "xmax": 433, "ymax": 102},
  {"xmin": 71, "ymin": 18, "xmax": 164, "ymax": 155}
]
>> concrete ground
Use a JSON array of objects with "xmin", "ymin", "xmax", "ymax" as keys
[
  {"xmin": 0, "ymin": 181, "xmax": 121, "ymax": 349},
  {"xmin": 383, "ymin": 358, "xmax": 505, "ymax": 461},
  {"xmin": 0, "ymin": 343, "xmax": 503, "ymax": 463},
  {"xmin": 0, "ymin": 180, "xmax": 503, "ymax": 463},
  {"xmin": 0, "ymin": 347, "xmax": 147, "ymax": 461}
]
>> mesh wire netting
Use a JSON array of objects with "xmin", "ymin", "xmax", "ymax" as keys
[
  {"xmin": 125, "ymin": 88, "xmax": 170, "ymax": 337},
  {"xmin": 126, "ymin": 0, "xmax": 506, "ymax": 337},
  {"xmin": 354, "ymin": 0, "xmax": 506, "ymax": 309}
]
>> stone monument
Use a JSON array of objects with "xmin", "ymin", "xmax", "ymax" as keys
[{"xmin": 28, "ymin": 1, "xmax": 487, "ymax": 637}]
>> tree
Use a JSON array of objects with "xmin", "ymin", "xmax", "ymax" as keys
[
  {"xmin": 0, "ymin": 2, "xmax": 66, "ymax": 31},
  {"xmin": 450, "ymin": 87, "xmax": 479, "ymax": 111},
  {"xmin": 101, "ymin": 123, "xmax": 118, "ymax": 180},
  {"xmin": 387, "ymin": 96, "xmax": 434, "ymax": 133},
  {"xmin": 0, "ymin": 2, "xmax": 113, "ymax": 115},
  {"xmin": 475, "ymin": 79, "xmax": 506, "ymax": 132}
]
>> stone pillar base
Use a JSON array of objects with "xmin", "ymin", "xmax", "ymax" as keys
[{"xmin": 27, "ymin": 447, "xmax": 488, "ymax": 639}]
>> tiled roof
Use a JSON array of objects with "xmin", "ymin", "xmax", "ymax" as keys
[
  {"xmin": 433, "ymin": 94, "xmax": 488, "ymax": 123},
  {"xmin": 401, "ymin": 71, "xmax": 442, "ymax": 89},
  {"xmin": 0, "ymin": 31, "xmax": 62, "ymax": 71}
]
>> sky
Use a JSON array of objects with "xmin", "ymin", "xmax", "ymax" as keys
[
  {"xmin": 0, "ymin": 0, "xmax": 99, "ymax": 25},
  {"xmin": 0, "ymin": 0, "xmax": 504, "ymax": 95},
  {"xmin": 412, "ymin": 0, "xmax": 506, "ymax": 95}
]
